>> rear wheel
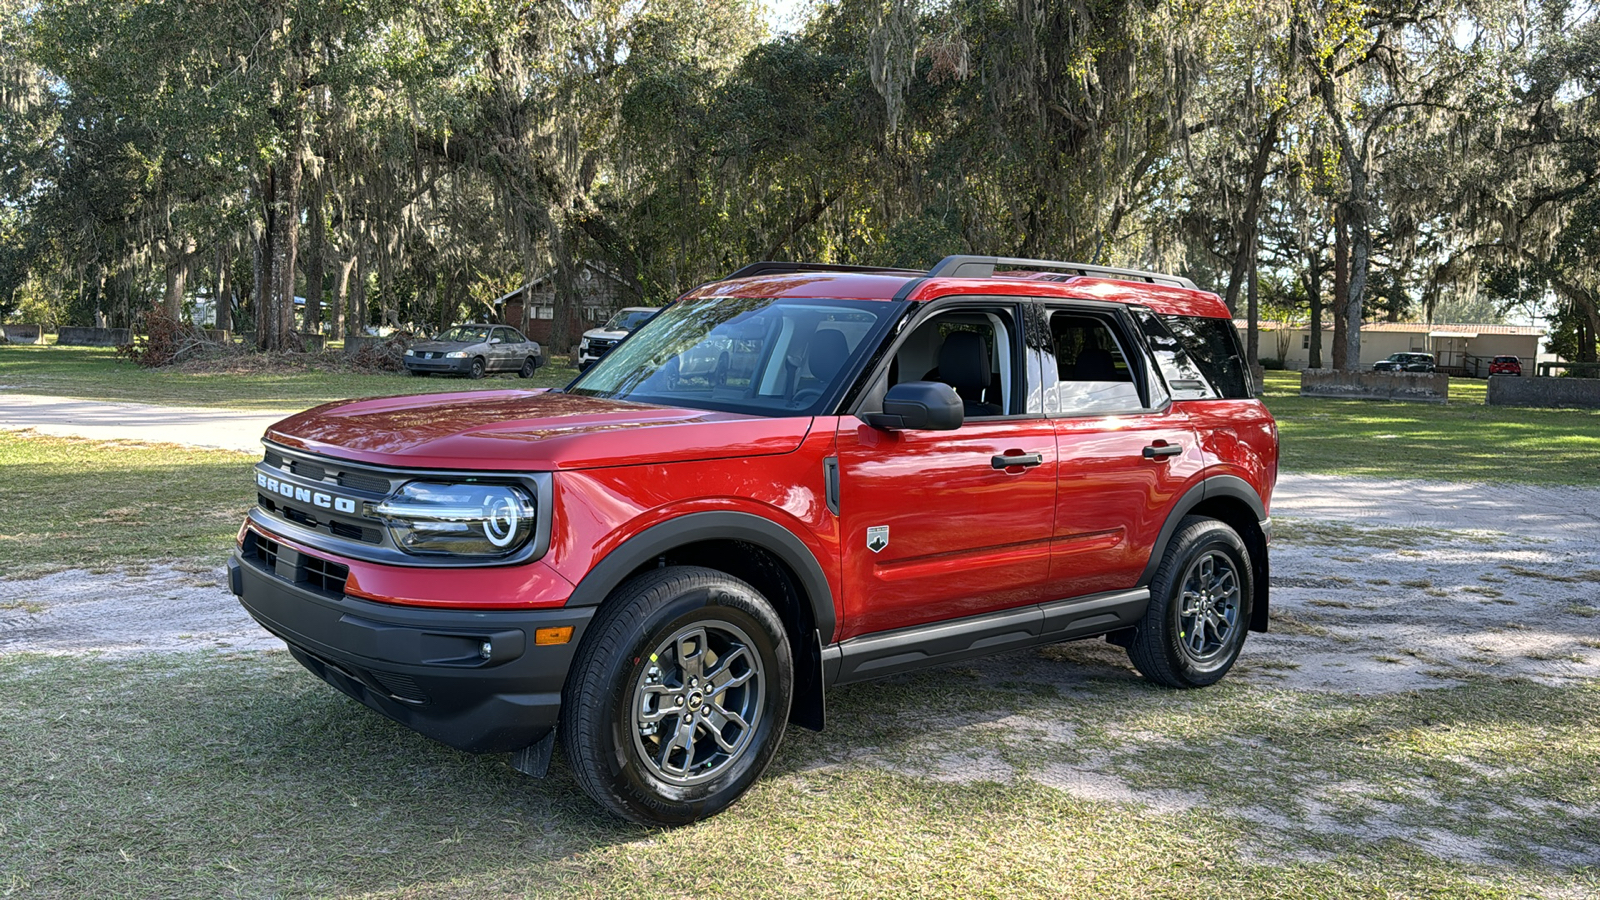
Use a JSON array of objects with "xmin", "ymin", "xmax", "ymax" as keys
[
  {"xmin": 1126, "ymin": 516, "xmax": 1252, "ymax": 688},
  {"xmin": 519, "ymin": 356, "xmax": 538, "ymax": 378},
  {"xmin": 561, "ymin": 566, "xmax": 793, "ymax": 825}
]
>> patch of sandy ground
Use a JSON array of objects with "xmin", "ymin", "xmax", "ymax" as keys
[{"xmin": 3, "ymin": 472, "xmax": 1598, "ymax": 878}]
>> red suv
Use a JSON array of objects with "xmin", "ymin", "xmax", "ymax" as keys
[{"xmin": 230, "ymin": 255, "xmax": 1278, "ymax": 825}]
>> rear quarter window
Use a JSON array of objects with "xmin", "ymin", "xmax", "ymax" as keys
[{"xmin": 1133, "ymin": 310, "xmax": 1252, "ymax": 400}]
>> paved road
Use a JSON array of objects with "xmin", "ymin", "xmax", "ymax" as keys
[{"xmin": 1, "ymin": 392, "xmax": 285, "ymax": 453}]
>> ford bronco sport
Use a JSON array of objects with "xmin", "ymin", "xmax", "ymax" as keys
[{"xmin": 230, "ymin": 255, "xmax": 1277, "ymax": 825}]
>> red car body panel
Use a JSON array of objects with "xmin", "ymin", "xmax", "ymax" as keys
[
  {"xmin": 1048, "ymin": 411, "xmax": 1203, "ymax": 599},
  {"xmin": 1182, "ymin": 400, "xmax": 1278, "ymax": 516},
  {"xmin": 833, "ymin": 416, "xmax": 1059, "ymax": 637},
  {"xmin": 542, "ymin": 426, "xmax": 844, "ymax": 611}
]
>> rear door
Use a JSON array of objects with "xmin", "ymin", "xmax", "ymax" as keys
[
  {"xmin": 834, "ymin": 299, "xmax": 1059, "ymax": 638},
  {"xmin": 1041, "ymin": 303, "xmax": 1201, "ymax": 600}
]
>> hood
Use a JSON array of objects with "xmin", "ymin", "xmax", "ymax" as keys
[
  {"xmin": 582, "ymin": 328, "xmax": 628, "ymax": 342},
  {"xmin": 264, "ymin": 390, "xmax": 812, "ymax": 471}
]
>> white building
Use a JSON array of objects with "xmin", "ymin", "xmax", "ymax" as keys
[{"xmin": 1250, "ymin": 321, "xmax": 1550, "ymax": 375}]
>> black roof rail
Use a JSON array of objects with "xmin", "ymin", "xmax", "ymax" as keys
[
  {"xmin": 722, "ymin": 261, "xmax": 925, "ymax": 281},
  {"xmin": 925, "ymin": 255, "xmax": 1197, "ymax": 290}
]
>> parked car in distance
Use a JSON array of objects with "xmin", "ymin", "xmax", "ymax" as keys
[
  {"xmin": 1488, "ymin": 355, "xmax": 1523, "ymax": 376},
  {"xmin": 578, "ymin": 306, "xmax": 661, "ymax": 371},
  {"xmin": 404, "ymin": 325, "xmax": 544, "ymax": 379},
  {"xmin": 1373, "ymin": 352, "xmax": 1436, "ymax": 373}
]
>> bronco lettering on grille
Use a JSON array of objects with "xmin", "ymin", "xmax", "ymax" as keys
[{"xmin": 257, "ymin": 472, "xmax": 358, "ymax": 513}]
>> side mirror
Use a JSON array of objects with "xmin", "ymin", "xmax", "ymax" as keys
[
  {"xmin": 863, "ymin": 381, "xmax": 964, "ymax": 431},
  {"xmin": 489, "ymin": 338, "xmax": 503, "ymax": 345}
]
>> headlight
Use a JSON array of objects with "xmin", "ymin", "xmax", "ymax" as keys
[
  {"xmin": 445, "ymin": 350, "xmax": 468, "ymax": 359},
  {"xmin": 580, "ymin": 338, "xmax": 590, "ymax": 349},
  {"xmin": 374, "ymin": 482, "xmax": 535, "ymax": 557},
  {"xmin": 403, "ymin": 348, "xmax": 415, "ymax": 356}
]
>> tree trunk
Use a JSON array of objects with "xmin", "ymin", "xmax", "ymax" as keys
[
  {"xmin": 1223, "ymin": 110, "xmax": 1283, "ymax": 317},
  {"xmin": 268, "ymin": 155, "xmax": 302, "ymax": 350},
  {"xmin": 217, "ymin": 258, "xmax": 234, "ymax": 331},
  {"xmin": 254, "ymin": 183, "xmax": 274, "ymax": 349},
  {"xmin": 350, "ymin": 250, "xmax": 367, "ymax": 338},
  {"xmin": 1304, "ymin": 249, "xmax": 1323, "ymax": 370},
  {"xmin": 330, "ymin": 254, "xmax": 354, "ymax": 340},
  {"xmin": 1331, "ymin": 206, "xmax": 1349, "ymax": 371},
  {"xmin": 304, "ymin": 177, "xmax": 325, "ymax": 335},
  {"xmin": 1245, "ymin": 235, "xmax": 1260, "ymax": 369},
  {"xmin": 164, "ymin": 250, "xmax": 188, "ymax": 318}
]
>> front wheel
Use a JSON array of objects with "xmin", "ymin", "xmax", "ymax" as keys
[
  {"xmin": 467, "ymin": 357, "xmax": 486, "ymax": 379},
  {"xmin": 1126, "ymin": 516, "xmax": 1253, "ymax": 688},
  {"xmin": 560, "ymin": 566, "xmax": 793, "ymax": 826}
]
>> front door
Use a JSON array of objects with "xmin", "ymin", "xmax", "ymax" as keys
[{"xmin": 834, "ymin": 301, "xmax": 1058, "ymax": 639}]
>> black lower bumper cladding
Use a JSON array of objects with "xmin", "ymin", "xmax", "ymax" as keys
[{"xmin": 229, "ymin": 552, "xmax": 592, "ymax": 754}]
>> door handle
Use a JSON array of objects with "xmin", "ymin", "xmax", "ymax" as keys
[
  {"xmin": 1142, "ymin": 443, "xmax": 1182, "ymax": 459},
  {"xmin": 991, "ymin": 452, "xmax": 1043, "ymax": 469}
]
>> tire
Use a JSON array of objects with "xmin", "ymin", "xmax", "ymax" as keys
[
  {"xmin": 1126, "ymin": 516, "xmax": 1253, "ymax": 688},
  {"xmin": 468, "ymin": 357, "xmax": 486, "ymax": 379},
  {"xmin": 518, "ymin": 357, "xmax": 537, "ymax": 378},
  {"xmin": 560, "ymin": 566, "xmax": 793, "ymax": 826}
]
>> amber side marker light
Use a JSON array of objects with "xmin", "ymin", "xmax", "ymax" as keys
[{"xmin": 535, "ymin": 626, "xmax": 574, "ymax": 646}]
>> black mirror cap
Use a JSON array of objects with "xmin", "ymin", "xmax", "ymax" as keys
[{"xmin": 863, "ymin": 381, "xmax": 964, "ymax": 431}]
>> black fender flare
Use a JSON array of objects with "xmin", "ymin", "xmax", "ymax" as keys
[
  {"xmin": 564, "ymin": 511, "xmax": 838, "ymax": 644},
  {"xmin": 1139, "ymin": 475, "xmax": 1270, "ymax": 631}
]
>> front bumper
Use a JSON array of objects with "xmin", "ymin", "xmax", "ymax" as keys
[
  {"xmin": 404, "ymin": 356, "xmax": 473, "ymax": 374},
  {"xmin": 229, "ymin": 549, "xmax": 592, "ymax": 754}
]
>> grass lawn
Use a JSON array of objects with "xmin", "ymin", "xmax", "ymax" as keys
[
  {"xmin": 1261, "ymin": 370, "xmax": 1600, "ymax": 485},
  {"xmin": 2, "ymin": 651, "xmax": 1593, "ymax": 899},
  {"xmin": 0, "ymin": 432, "xmax": 254, "ymax": 578},
  {"xmin": 0, "ymin": 343, "xmax": 577, "ymax": 411}
]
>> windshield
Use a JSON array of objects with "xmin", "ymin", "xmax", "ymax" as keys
[
  {"xmin": 569, "ymin": 296, "xmax": 896, "ymax": 416},
  {"xmin": 435, "ymin": 326, "xmax": 491, "ymax": 343},
  {"xmin": 605, "ymin": 309, "xmax": 657, "ymax": 332}
]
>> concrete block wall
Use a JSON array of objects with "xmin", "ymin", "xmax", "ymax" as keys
[
  {"xmin": 1300, "ymin": 369, "xmax": 1450, "ymax": 403},
  {"xmin": 1487, "ymin": 375, "xmax": 1600, "ymax": 409}
]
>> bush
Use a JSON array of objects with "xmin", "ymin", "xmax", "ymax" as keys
[{"xmin": 1261, "ymin": 357, "xmax": 1287, "ymax": 371}]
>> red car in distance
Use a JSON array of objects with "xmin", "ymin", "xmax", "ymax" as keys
[{"xmin": 1489, "ymin": 355, "xmax": 1523, "ymax": 376}]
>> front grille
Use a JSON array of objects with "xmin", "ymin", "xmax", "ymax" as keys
[
  {"xmin": 244, "ymin": 531, "xmax": 349, "ymax": 598},
  {"xmin": 337, "ymin": 471, "xmax": 391, "ymax": 493},
  {"xmin": 289, "ymin": 460, "xmax": 326, "ymax": 482},
  {"xmin": 588, "ymin": 338, "xmax": 615, "ymax": 353},
  {"xmin": 302, "ymin": 554, "xmax": 349, "ymax": 595},
  {"xmin": 250, "ymin": 533, "xmax": 282, "ymax": 570},
  {"xmin": 256, "ymin": 447, "xmax": 392, "ymax": 546}
]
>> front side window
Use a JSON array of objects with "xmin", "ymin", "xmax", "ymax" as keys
[
  {"xmin": 569, "ymin": 296, "xmax": 895, "ymax": 416},
  {"xmin": 885, "ymin": 307, "xmax": 1021, "ymax": 417}
]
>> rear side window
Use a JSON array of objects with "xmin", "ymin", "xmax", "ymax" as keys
[{"xmin": 1133, "ymin": 310, "xmax": 1251, "ymax": 400}]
